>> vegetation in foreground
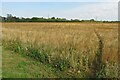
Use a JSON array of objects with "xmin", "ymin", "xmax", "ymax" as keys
[
  {"xmin": 2, "ymin": 22, "xmax": 119, "ymax": 78},
  {"xmin": 2, "ymin": 48, "xmax": 59, "ymax": 78}
]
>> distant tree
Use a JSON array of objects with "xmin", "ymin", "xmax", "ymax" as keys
[
  {"xmin": 1, "ymin": 14, "xmax": 117, "ymax": 22},
  {"xmin": 51, "ymin": 17, "xmax": 55, "ymax": 19},
  {"xmin": 31, "ymin": 17, "xmax": 39, "ymax": 22},
  {"xmin": 1, "ymin": 17, "xmax": 7, "ymax": 22},
  {"xmin": 90, "ymin": 19, "xmax": 95, "ymax": 22},
  {"xmin": 71, "ymin": 19, "xmax": 80, "ymax": 22},
  {"xmin": 81, "ymin": 20, "xmax": 85, "ymax": 22},
  {"xmin": 0, "ymin": 16, "xmax": 2, "ymax": 22},
  {"xmin": 25, "ymin": 18, "xmax": 31, "ymax": 22}
]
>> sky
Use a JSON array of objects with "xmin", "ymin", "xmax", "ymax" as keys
[
  {"xmin": 1, "ymin": 0, "xmax": 119, "ymax": 21},
  {"xmin": 1, "ymin": 0, "xmax": 119, "ymax": 2}
]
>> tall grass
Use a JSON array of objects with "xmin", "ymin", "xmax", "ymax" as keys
[{"xmin": 2, "ymin": 22, "xmax": 118, "ymax": 78}]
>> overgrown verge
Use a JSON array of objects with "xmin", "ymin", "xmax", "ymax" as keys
[
  {"xmin": 2, "ymin": 38, "xmax": 118, "ymax": 78},
  {"xmin": 3, "ymin": 39, "xmax": 71, "ymax": 77}
]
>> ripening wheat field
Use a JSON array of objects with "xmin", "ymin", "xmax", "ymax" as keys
[{"xmin": 2, "ymin": 22, "xmax": 119, "ymax": 78}]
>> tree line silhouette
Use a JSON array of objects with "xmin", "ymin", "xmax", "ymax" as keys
[{"xmin": 0, "ymin": 14, "xmax": 118, "ymax": 23}]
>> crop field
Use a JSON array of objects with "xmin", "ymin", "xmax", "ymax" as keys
[{"xmin": 2, "ymin": 22, "xmax": 119, "ymax": 78}]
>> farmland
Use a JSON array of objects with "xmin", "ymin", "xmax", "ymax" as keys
[{"xmin": 2, "ymin": 22, "xmax": 118, "ymax": 78}]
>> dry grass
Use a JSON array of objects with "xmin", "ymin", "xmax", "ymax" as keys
[{"xmin": 2, "ymin": 22, "xmax": 118, "ymax": 78}]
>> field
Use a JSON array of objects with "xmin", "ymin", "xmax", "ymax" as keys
[{"xmin": 2, "ymin": 22, "xmax": 119, "ymax": 78}]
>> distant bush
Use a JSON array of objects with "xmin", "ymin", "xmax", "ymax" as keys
[{"xmin": 1, "ymin": 14, "xmax": 117, "ymax": 23}]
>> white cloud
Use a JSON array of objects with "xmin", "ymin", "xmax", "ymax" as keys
[
  {"xmin": 2, "ymin": 2, "xmax": 118, "ymax": 21},
  {"xmin": 50, "ymin": 2, "xmax": 118, "ymax": 21},
  {"xmin": 1, "ymin": 0, "xmax": 120, "ymax": 2}
]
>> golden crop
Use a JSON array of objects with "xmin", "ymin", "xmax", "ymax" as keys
[{"xmin": 2, "ymin": 22, "xmax": 118, "ymax": 78}]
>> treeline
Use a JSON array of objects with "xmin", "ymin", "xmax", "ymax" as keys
[{"xmin": 0, "ymin": 14, "xmax": 118, "ymax": 23}]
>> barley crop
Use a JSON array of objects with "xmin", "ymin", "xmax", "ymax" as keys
[{"xmin": 2, "ymin": 22, "xmax": 118, "ymax": 78}]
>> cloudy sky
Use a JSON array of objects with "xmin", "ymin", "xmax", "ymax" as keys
[
  {"xmin": 1, "ymin": 0, "xmax": 119, "ymax": 2},
  {"xmin": 1, "ymin": 0, "xmax": 119, "ymax": 21}
]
